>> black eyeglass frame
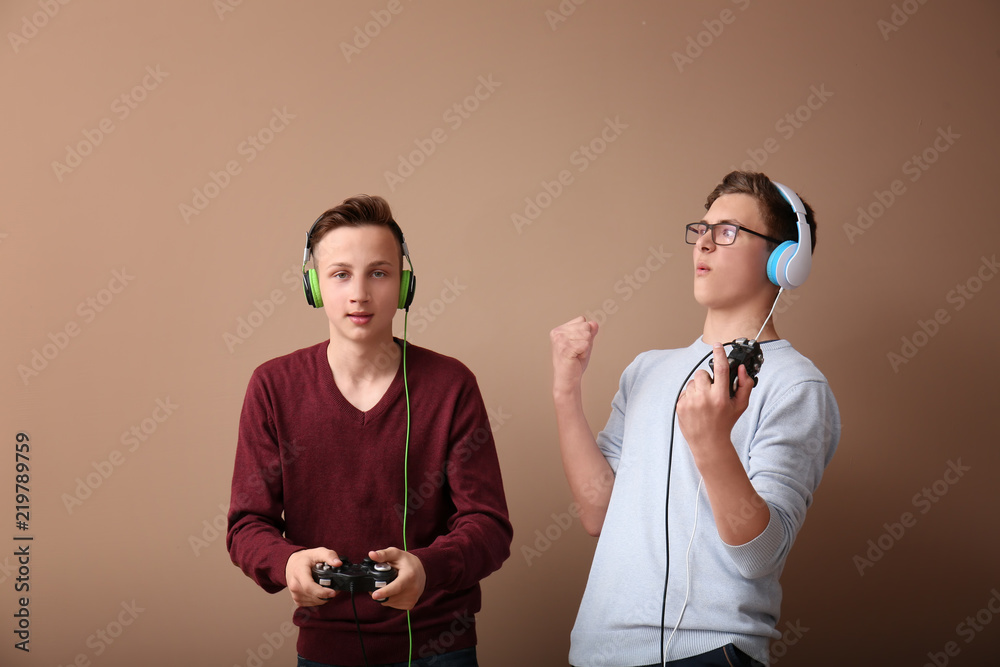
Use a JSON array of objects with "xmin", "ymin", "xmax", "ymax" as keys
[{"xmin": 684, "ymin": 221, "xmax": 783, "ymax": 246}]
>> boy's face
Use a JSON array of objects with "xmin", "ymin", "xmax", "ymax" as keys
[
  {"xmin": 692, "ymin": 193, "xmax": 776, "ymax": 311},
  {"xmin": 313, "ymin": 224, "xmax": 402, "ymax": 346}
]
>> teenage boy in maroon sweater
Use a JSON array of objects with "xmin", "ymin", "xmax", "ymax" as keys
[{"xmin": 227, "ymin": 195, "xmax": 512, "ymax": 667}]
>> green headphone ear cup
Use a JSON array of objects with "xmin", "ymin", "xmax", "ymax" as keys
[
  {"xmin": 398, "ymin": 269, "xmax": 414, "ymax": 309},
  {"xmin": 301, "ymin": 271, "xmax": 312, "ymax": 305},
  {"xmin": 307, "ymin": 268, "xmax": 323, "ymax": 308}
]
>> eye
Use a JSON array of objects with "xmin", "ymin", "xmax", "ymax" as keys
[
  {"xmin": 332, "ymin": 271, "xmax": 349, "ymax": 280},
  {"xmin": 720, "ymin": 225, "xmax": 738, "ymax": 241},
  {"xmin": 372, "ymin": 270, "xmax": 387, "ymax": 279}
]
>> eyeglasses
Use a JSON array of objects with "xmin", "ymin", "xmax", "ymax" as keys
[{"xmin": 685, "ymin": 222, "xmax": 782, "ymax": 246}]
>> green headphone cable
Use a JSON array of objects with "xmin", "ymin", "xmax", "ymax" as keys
[{"xmin": 402, "ymin": 307, "xmax": 413, "ymax": 666}]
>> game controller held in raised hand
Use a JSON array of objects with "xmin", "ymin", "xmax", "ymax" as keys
[{"xmin": 709, "ymin": 338, "xmax": 763, "ymax": 397}]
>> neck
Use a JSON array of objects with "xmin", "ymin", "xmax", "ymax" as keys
[
  {"xmin": 702, "ymin": 294, "xmax": 781, "ymax": 344},
  {"xmin": 326, "ymin": 334, "xmax": 401, "ymax": 385}
]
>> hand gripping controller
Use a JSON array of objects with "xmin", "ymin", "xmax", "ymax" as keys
[
  {"xmin": 311, "ymin": 557, "xmax": 397, "ymax": 593},
  {"xmin": 708, "ymin": 338, "xmax": 764, "ymax": 397}
]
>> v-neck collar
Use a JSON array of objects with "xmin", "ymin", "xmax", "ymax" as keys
[{"xmin": 317, "ymin": 339, "xmax": 406, "ymax": 424}]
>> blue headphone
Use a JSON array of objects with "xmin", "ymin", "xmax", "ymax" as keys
[
  {"xmin": 301, "ymin": 215, "xmax": 416, "ymax": 310},
  {"xmin": 766, "ymin": 181, "xmax": 812, "ymax": 289}
]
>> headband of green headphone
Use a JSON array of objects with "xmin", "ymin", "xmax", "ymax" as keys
[{"xmin": 301, "ymin": 214, "xmax": 415, "ymax": 310}]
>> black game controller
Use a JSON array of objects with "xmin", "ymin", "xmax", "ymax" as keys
[
  {"xmin": 709, "ymin": 338, "xmax": 764, "ymax": 397},
  {"xmin": 311, "ymin": 557, "xmax": 397, "ymax": 593}
]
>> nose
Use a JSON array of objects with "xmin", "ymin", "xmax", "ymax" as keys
[
  {"xmin": 350, "ymin": 276, "xmax": 370, "ymax": 304},
  {"xmin": 696, "ymin": 227, "xmax": 716, "ymax": 252}
]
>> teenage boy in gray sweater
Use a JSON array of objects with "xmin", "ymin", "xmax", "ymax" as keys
[{"xmin": 550, "ymin": 172, "xmax": 840, "ymax": 667}]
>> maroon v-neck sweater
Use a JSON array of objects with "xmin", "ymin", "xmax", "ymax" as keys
[{"xmin": 227, "ymin": 339, "xmax": 512, "ymax": 665}]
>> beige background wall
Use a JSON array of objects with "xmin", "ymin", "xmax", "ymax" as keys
[{"xmin": 3, "ymin": 1, "xmax": 999, "ymax": 665}]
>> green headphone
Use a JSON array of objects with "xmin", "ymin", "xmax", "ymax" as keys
[{"xmin": 301, "ymin": 214, "xmax": 416, "ymax": 310}]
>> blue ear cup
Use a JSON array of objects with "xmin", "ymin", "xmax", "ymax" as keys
[
  {"xmin": 767, "ymin": 182, "xmax": 812, "ymax": 289},
  {"xmin": 766, "ymin": 240, "xmax": 797, "ymax": 287}
]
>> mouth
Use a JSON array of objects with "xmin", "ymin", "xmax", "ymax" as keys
[
  {"xmin": 695, "ymin": 263, "xmax": 710, "ymax": 276},
  {"xmin": 347, "ymin": 312, "xmax": 374, "ymax": 324}
]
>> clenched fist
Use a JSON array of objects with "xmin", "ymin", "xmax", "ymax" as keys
[{"xmin": 550, "ymin": 316, "xmax": 599, "ymax": 398}]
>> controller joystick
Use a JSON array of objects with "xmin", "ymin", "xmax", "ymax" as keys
[
  {"xmin": 311, "ymin": 556, "xmax": 398, "ymax": 593},
  {"xmin": 709, "ymin": 338, "xmax": 764, "ymax": 397}
]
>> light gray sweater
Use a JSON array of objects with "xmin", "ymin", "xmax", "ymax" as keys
[{"xmin": 569, "ymin": 338, "xmax": 840, "ymax": 667}]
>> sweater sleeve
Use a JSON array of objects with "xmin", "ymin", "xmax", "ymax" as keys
[
  {"xmin": 596, "ymin": 360, "xmax": 634, "ymax": 474},
  {"xmin": 597, "ymin": 374, "xmax": 628, "ymax": 474},
  {"xmin": 409, "ymin": 376, "xmax": 513, "ymax": 595},
  {"xmin": 723, "ymin": 379, "xmax": 840, "ymax": 578},
  {"xmin": 226, "ymin": 370, "xmax": 304, "ymax": 593}
]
